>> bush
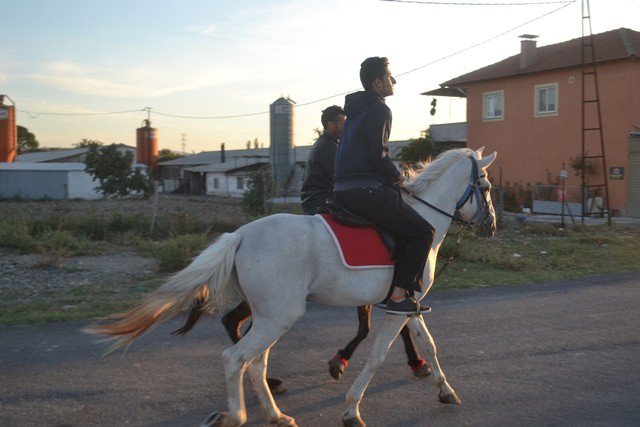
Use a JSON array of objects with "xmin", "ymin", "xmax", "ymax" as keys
[
  {"xmin": 0, "ymin": 219, "xmax": 38, "ymax": 252},
  {"xmin": 41, "ymin": 230, "xmax": 84, "ymax": 257},
  {"xmin": 71, "ymin": 217, "xmax": 108, "ymax": 240},
  {"xmin": 153, "ymin": 233, "xmax": 210, "ymax": 272}
]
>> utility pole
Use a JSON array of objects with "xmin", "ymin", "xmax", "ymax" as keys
[{"xmin": 181, "ymin": 133, "xmax": 187, "ymax": 153}]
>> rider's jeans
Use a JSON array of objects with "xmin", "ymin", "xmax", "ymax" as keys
[{"xmin": 333, "ymin": 186, "xmax": 434, "ymax": 293}]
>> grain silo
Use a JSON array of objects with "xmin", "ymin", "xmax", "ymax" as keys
[
  {"xmin": 0, "ymin": 95, "xmax": 17, "ymax": 163},
  {"xmin": 269, "ymin": 96, "xmax": 295, "ymax": 193},
  {"xmin": 136, "ymin": 119, "xmax": 158, "ymax": 171}
]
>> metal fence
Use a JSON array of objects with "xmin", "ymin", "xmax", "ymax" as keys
[{"xmin": 531, "ymin": 184, "xmax": 605, "ymax": 216}]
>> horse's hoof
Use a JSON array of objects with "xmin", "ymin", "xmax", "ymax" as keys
[
  {"xmin": 202, "ymin": 411, "xmax": 236, "ymax": 427},
  {"xmin": 342, "ymin": 415, "xmax": 366, "ymax": 427},
  {"xmin": 267, "ymin": 378, "xmax": 287, "ymax": 395},
  {"xmin": 329, "ymin": 355, "xmax": 348, "ymax": 380},
  {"xmin": 271, "ymin": 413, "xmax": 297, "ymax": 426},
  {"xmin": 438, "ymin": 391, "xmax": 461, "ymax": 405},
  {"xmin": 410, "ymin": 360, "xmax": 432, "ymax": 378}
]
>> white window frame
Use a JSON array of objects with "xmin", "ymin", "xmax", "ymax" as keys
[
  {"xmin": 236, "ymin": 176, "xmax": 244, "ymax": 190},
  {"xmin": 482, "ymin": 90, "xmax": 504, "ymax": 121},
  {"xmin": 535, "ymin": 83, "xmax": 558, "ymax": 117}
]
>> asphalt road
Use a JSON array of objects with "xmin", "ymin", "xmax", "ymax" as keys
[{"xmin": 2, "ymin": 272, "xmax": 640, "ymax": 427}]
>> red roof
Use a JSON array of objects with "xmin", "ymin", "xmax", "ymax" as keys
[{"xmin": 442, "ymin": 28, "xmax": 639, "ymax": 87}]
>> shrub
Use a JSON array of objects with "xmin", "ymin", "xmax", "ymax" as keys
[
  {"xmin": 153, "ymin": 233, "xmax": 210, "ymax": 272},
  {"xmin": 0, "ymin": 219, "xmax": 38, "ymax": 252},
  {"xmin": 72, "ymin": 217, "xmax": 108, "ymax": 240},
  {"xmin": 41, "ymin": 230, "xmax": 84, "ymax": 257}
]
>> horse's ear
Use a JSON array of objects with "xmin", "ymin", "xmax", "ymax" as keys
[
  {"xmin": 477, "ymin": 146, "xmax": 485, "ymax": 155},
  {"xmin": 478, "ymin": 152, "xmax": 497, "ymax": 169}
]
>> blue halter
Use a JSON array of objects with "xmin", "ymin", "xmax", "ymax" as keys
[{"xmin": 403, "ymin": 156, "xmax": 490, "ymax": 227}]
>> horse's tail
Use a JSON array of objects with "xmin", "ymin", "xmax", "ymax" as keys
[{"xmin": 85, "ymin": 232, "xmax": 242, "ymax": 353}]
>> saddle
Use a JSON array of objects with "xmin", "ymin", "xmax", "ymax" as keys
[{"xmin": 327, "ymin": 202, "xmax": 398, "ymax": 261}]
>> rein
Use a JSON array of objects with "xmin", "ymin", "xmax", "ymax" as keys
[
  {"xmin": 401, "ymin": 155, "xmax": 490, "ymax": 280},
  {"xmin": 401, "ymin": 156, "xmax": 489, "ymax": 227}
]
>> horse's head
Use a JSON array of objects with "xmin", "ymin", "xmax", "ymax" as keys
[{"xmin": 454, "ymin": 147, "xmax": 497, "ymax": 238}]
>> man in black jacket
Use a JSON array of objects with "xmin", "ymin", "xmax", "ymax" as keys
[
  {"xmin": 300, "ymin": 105, "xmax": 346, "ymax": 214},
  {"xmin": 333, "ymin": 57, "xmax": 434, "ymax": 315}
]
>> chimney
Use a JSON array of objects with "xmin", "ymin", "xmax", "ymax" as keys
[
  {"xmin": 221, "ymin": 143, "xmax": 226, "ymax": 163},
  {"xmin": 519, "ymin": 34, "xmax": 538, "ymax": 69}
]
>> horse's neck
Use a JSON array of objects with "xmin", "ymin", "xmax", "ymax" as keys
[
  {"xmin": 405, "ymin": 160, "xmax": 470, "ymax": 296},
  {"xmin": 405, "ymin": 174, "xmax": 460, "ymax": 249}
]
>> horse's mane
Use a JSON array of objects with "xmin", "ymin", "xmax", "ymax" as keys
[{"xmin": 404, "ymin": 148, "xmax": 474, "ymax": 194}]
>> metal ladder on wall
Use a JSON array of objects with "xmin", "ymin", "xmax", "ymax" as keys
[{"xmin": 580, "ymin": 0, "xmax": 611, "ymax": 225}]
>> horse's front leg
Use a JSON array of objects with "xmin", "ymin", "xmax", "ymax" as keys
[
  {"xmin": 406, "ymin": 315, "xmax": 461, "ymax": 405},
  {"xmin": 342, "ymin": 314, "xmax": 408, "ymax": 427}
]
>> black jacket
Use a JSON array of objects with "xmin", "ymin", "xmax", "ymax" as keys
[
  {"xmin": 300, "ymin": 131, "xmax": 339, "ymax": 214},
  {"xmin": 334, "ymin": 91, "xmax": 400, "ymax": 190}
]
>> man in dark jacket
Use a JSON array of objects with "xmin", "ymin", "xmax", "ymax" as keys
[
  {"xmin": 333, "ymin": 57, "xmax": 434, "ymax": 315},
  {"xmin": 300, "ymin": 105, "xmax": 346, "ymax": 214}
]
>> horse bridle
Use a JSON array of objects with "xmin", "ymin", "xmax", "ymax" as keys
[{"xmin": 401, "ymin": 156, "xmax": 491, "ymax": 227}]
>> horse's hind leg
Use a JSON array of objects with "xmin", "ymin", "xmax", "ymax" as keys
[
  {"xmin": 406, "ymin": 315, "xmax": 460, "ymax": 405},
  {"xmin": 329, "ymin": 305, "xmax": 371, "ymax": 380},
  {"xmin": 343, "ymin": 314, "xmax": 409, "ymax": 426},
  {"xmin": 221, "ymin": 301, "xmax": 251, "ymax": 344},
  {"xmin": 246, "ymin": 349, "xmax": 295, "ymax": 426},
  {"xmin": 399, "ymin": 326, "xmax": 430, "ymax": 377},
  {"xmin": 211, "ymin": 314, "xmax": 303, "ymax": 427},
  {"xmin": 222, "ymin": 301, "xmax": 286, "ymax": 395}
]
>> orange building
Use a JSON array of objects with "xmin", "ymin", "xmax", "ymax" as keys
[{"xmin": 431, "ymin": 28, "xmax": 640, "ymax": 216}]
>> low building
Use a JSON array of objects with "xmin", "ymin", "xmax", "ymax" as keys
[
  {"xmin": 0, "ymin": 162, "xmax": 100, "ymax": 199},
  {"xmin": 17, "ymin": 144, "xmax": 136, "ymax": 163}
]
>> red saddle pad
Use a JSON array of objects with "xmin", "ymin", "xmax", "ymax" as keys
[{"xmin": 319, "ymin": 214, "xmax": 394, "ymax": 269}]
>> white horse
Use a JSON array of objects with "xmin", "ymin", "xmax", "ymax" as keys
[{"xmin": 87, "ymin": 147, "xmax": 497, "ymax": 427}]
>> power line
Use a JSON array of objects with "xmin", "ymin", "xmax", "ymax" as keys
[
  {"xmin": 17, "ymin": 108, "xmax": 144, "ymax": 119},
  {"xmin": 381, "ymin": 0, "xmax": 572, "ymax": 5},
  {"xmin": 152, "ymin": 109, "xmax": 269, "ymax": 119},
  {"xmin": 15, "ymin": 0, "xmax": 576, "ymax": 120},
  {"xmin": 396, "ymin": 0, "xmax": 576, "ymax": 77}
]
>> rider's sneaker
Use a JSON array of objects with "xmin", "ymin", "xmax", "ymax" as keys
[{"xmin": 385, "ymin": 297, "xmax": 431, "ymax": 315}]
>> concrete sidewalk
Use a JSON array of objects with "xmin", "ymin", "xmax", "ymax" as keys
[{"xmin": 503, "ymin": 211, "xmax": 640, "ymax": 227}]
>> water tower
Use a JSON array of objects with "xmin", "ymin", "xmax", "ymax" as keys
[
  {"xmin": 0, "ymin": 95, "xmax": 17, "ymax": 163},
  {"xmin": 269, "ymin": 96, "xmax": 295, "ymax": 193},
  {"xmin": 136, "ymin": 119, "xmax": 158, "ymax": 171}
]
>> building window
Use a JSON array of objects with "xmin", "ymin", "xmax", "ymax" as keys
[
  {"xmin": 535, "ymin": 83, "xmax": 558, "ymax": 116},
  {"xmin": 483, "ymin": 90, "xmax": 504, "ymax": 121},
  {"xmin": 213, "ymin": 178, "xmax": 219, "ymax": 189},
  {"xmin": 237, "ymin": 177, "xmax": 244, "ymax": 190}
]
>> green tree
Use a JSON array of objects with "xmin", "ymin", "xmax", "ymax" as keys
[
  {"xmin": 158, "ymin": 148, "xmax": 184, "ymax": 163},
  {"xmin": 17, "ymin": 126, "xmax": 39, "ymax": 152},
  {"xmin": 84, "ymin": 144, "xmax": 152, "ymax": 198},
  {"xmin": 397, "ymin": 129, "xmax": 438, "ymax": 163},
  {"xmin": 241, "ymin": 166, "xmax": 275, "ymax": 216},
  {"xmin": 74, "ymin": 138, "xmax": 103, "ymax": 148}
]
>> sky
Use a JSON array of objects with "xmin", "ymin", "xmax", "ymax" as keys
[{"xmin": 1, "ymin": 0, "xmax": 638, "ymax": 152}]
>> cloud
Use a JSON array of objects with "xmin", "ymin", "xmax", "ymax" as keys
[
  {"xmin": 185, "ymin": 24, "xmax": 216, "ymax": 36},
  {"xmin": 0, "ymin": 72, "xmax": 6, "ymax": 84},
  {"xmin": 28, "ymin": 60, "xmax": 247, "ymax": 98}
]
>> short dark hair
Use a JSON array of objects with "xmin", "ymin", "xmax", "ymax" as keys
[
  {"xmin": 321, "ymin": 105, "xmax": 346, "ymax": 129},
  {"xmin": 360, "ymin": 57, "xmax": 389, "ymax": 90}
]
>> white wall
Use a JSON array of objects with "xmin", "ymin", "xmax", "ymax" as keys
[
  {"xmin": 67, "ymin": 171, "xmax": 101, "ymax": 199},
  {"xmin": 206, "ymin": 172, "xmax": 248, "ymax": 197}
]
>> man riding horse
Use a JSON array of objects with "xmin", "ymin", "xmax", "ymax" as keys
[{"xmin": 334, "ymin": 56, "xmax": 433, "ymax": 315}]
